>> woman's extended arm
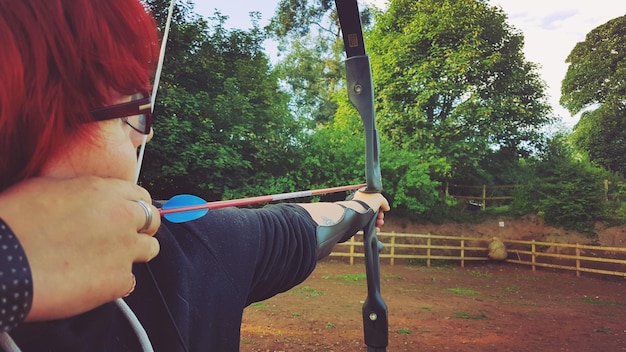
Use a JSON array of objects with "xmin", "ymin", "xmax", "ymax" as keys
[{"xmin": 297, "ymin": 191, "xmax": 389, "ymax": 258}]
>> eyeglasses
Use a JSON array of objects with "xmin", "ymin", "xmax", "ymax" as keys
[{"xmin": 90, "ymin": 93, "xmax": 152, "ymax": 135}]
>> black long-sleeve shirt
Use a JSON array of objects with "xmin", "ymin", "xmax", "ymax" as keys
[{"xmin": 10, "ymin": 204, "xmax": 319, "ymax": 351}]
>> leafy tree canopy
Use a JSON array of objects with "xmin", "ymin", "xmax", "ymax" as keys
[
  {"xmin": 268, "ymin": 0, "xmax": 374, "ymax": 125},
  {"xmin": 561, "ymin": 15, "xmax": 626, "ymax": 176},
  {"xmin": 141, "ymin": 0, "xmax": 303, "ymax": 201},
  {"xmin": 368, "ymin": 0, "xmax": 554, "ymax": 183},
  {"xmin": 560, "ymin": 15, "xmax": 626, "ymax": 115}
]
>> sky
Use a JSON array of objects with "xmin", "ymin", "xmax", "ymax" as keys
[{"xmin": 193, "ymin": 0, "xmax": 626, "ymax": 129}]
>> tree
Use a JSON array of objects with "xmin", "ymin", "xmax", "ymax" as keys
[
  {"xmin": 141, "ymin": 1, "xmax": 303, "ymax": 200},
  {"xmin": 571, "ymin": 100, "xmax": 626, "ymax": 175},
  {"xmin": 272, "ymin": 34, "xmax": 342, "ymax": 126},
  {"xmin": 511, "ymin": 134, "xmax": 609, "ymax": 237},
  {"xmin": 561, "ymin": 15, "xmax": 626, "ymax": 114},
  {"xmin": 561, "ymin": 15, "xmax": 626, "ymax": 176},
  {"xmin": 368, "ymin": 0, "xmax": 554, "ymax": 184},
  {"xmin": 268, "ymin": 0, "xmax": 373, "ymax": 125}
]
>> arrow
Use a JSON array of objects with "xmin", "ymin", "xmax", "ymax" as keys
[{"xmin": 159, "ymin": 183, "xmax": 367, "ymax": 223}]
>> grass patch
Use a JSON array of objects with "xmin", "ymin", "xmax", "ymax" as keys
[
  {"xmin": 385, "ymin": 274, "xmax": 403, "ymax": 279},
  {"xmin": 420, "ymin": 305, "xmax": 432, "ymax": 311},
  {"xmin": 504, "ymin": 285, "xmax": 521, "ymax": 293},
  {"xmin": 251, "ymin": 302, "xmax": 266, "ymax": 309},
  {"xmin": 323, "ymin": 273, "xmax": 402, "ymax": 281},
  {"xmin": 407, "ymin": 259, "xmax": 452, "ymax": 268},
  {"xmin": 323, "ymin": 273, "xmax": 367, "ymax": 281},
  {"xmin": 582, "ymin": 296, "xmax": 620, "ymax": 305},
  {"xmin": 593, "ymin": 327, "xmax": 612, "ymax": 334},
  {"xmin": 292, "ymin": 286, "xmax": 324, "ymax": 297},
  {"xmin": 326, "ymin": 322, "xmax": 335, "ymax": 329},
  {"xmin": 397, "ymin": 327, "xmax": 412, "ymax": 335},
  {"xmin": 454, "ymin": 311, "xmax": 487, "ymax": 320},
  {"xmin": 447, "ymin": 287, "xmax": 480, "ymax": 296},
  {"xmin": 470, "ymin": 270, "xmax": 493, "ymax": 279}
]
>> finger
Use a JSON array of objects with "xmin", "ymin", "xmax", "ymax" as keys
[
  {"xmin": 133, "ymin": 200, "xmax": 161, "ymax": 235},
  {"xmin": 132, "ymin": 185, "xmax": 153, "ymax": 204},
  {"xmin": 122, "ymin": 274, "xmax": 137, "ymax": 298},
  {"xmin": 379, "ymin": 198, "xmax": 390, "ymax": 212},
  {"xmin": 143, "ymin": 203, "xmax": 161, "ymax": 236},
  {"xmin": 105, "ymin": 178, "xmax": 153, "ymax": 204},
  {"xmin": 133, "ymin": 234, "xmax": 160, "ymax": 263}
]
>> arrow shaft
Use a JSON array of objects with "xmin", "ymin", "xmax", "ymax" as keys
[{"xmin": 158, "ymin": 184, "xmax": 366, "ymax": 216}]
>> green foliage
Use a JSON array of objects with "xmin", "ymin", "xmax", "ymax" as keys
[
  {"xmin": 273, "ymin": 35, "xmax": 342, "ymax": 125},
  {"xmin": 571, "ymin": 100, "xmax": 626, "ymax": 177},
  {"xmin": 292, "ymin": 286, "xmax": 325, "ymax": 297},
  {"xmin": 368, "ymin": 0, "xmax": 554, "ymax": 185},
  {"xmin": 141, "ymin": 2, "xmax": 304, "ymax": 200},
  {"xmin": 454, "ymin": 311, "xmax": 487, "ymax": 320},
  {"xmin": 560, "ymin": 15, "xmax": 626, "ymax": 115},
  {"xmin": 268, "ymin": 0, "xmax": 373, "ymax": 39},
  {"xmin": 396, "ymin": 327, "xmax": 412, "ymax": 335},
  {"xmin": 470, "ymin": 270, "xmax": 493, "ymax": 279},
  {"xmin": 294, "ymin": 91, "xmax": 367, "ymax": 190},
  {"xmin": 267, "ymin": 0, "xmax": 335, "ymax": 38},
  {"xmin": 323, "ymin": 273, "xmax": 367, "ymax": 281},
  {"xmin": 139, "ymin": 0, "xmax": 620, "ymax": 236},
  {"xmin": 447, "ymin": 287, "xmax": 480, "ymax": 296},
  {"xmin": 561, "ymin": 16, "xmax": 626, "ymax": 177},
  {"xmin": 511, "ymin": 134, "xmax": 611, "ymax": 236}
]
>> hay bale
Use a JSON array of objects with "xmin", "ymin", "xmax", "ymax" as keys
[{"xmin": 488, "ymin": 237, "xmax": 507, "ymax": 261}]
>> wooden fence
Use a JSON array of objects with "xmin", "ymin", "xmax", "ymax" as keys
[
  {"xmin": 330, "ymin": 232, "xmax": 626, "ymax": 278},
  {"xmin": 445, "ymin": 183, "xmax": 516, "ymax": 210},
  {"xmin": 445, "ymin": 180, "xmax": 626, "ymax": 208}
]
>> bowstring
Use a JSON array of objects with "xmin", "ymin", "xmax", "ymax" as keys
[
  {"xmin": 117, "ymin": 1, "xmax": 177, "ymax": 352},
  {"xmin": 134, "ymin": 0, "xmax": 176, "ymax": 184}
]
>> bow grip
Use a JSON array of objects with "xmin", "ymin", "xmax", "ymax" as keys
[{"xmin": 345, "ymin": 55, "xmax": 382, "ymax": 193}]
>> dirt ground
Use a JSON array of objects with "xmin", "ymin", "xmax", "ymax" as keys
[{"xmin": 240, "ymin": 216, "xmax": 626, "ymax": 351}]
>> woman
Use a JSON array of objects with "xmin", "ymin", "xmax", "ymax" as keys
[{"xmin": 0, "ymin": 0, "xmax": 389, "ymax": 351}]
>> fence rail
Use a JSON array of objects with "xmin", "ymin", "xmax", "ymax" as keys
[
  {"xmin": 445, "ymin": 183, "xmax": 516, "ymax": 210},
  {"xmin": 330, "ymin": 232, "xmax": 626, "ymax": 278}
]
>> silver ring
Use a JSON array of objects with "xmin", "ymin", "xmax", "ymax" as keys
[{"xmin": 135, "ymin": 200, "xmax": 152, "ymax": 232}]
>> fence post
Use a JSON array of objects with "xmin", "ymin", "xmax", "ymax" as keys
[
  {"xmin": 482, "ymin": 185, "xmax": 486, "ymax": 210},
  {"xmin": 390, "ymin": 235, "xmax": 396, "ymax": 266},
  {"xmin": 576, "ymin": 244, "xmax": 581, "ymax": 277},
  {"xmin": 530, "ymin": 240, "xmax": 536, "ymax": 271},
  {"xmin": 427, "ymin": 237, "xmax": 432, "ymax": 268},
  {"xmin": 460, "ymin": 239, "xmax": 465, "ymax": 268},
  {"xmin": 349, "ymin": 236, "xmax": 355, "ymax": 266}
]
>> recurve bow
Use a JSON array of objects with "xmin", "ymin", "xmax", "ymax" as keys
[{"xmin": 335, "ymin": 1, "xmax": 388, "ymax": 351}]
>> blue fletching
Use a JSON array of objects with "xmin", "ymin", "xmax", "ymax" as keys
[{"xmin": 162, "ymin": 194, "xmax": 209, "ymax": 223}]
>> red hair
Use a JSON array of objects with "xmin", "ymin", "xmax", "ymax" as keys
[{"xmin": 0, "ymin": 0, "xmax": 159, "ymax": 191}]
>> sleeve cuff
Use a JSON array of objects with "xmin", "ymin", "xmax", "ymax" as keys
[{"xmin": 0, "ymin": 219, "xmax": 33, "ymax": 332}]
